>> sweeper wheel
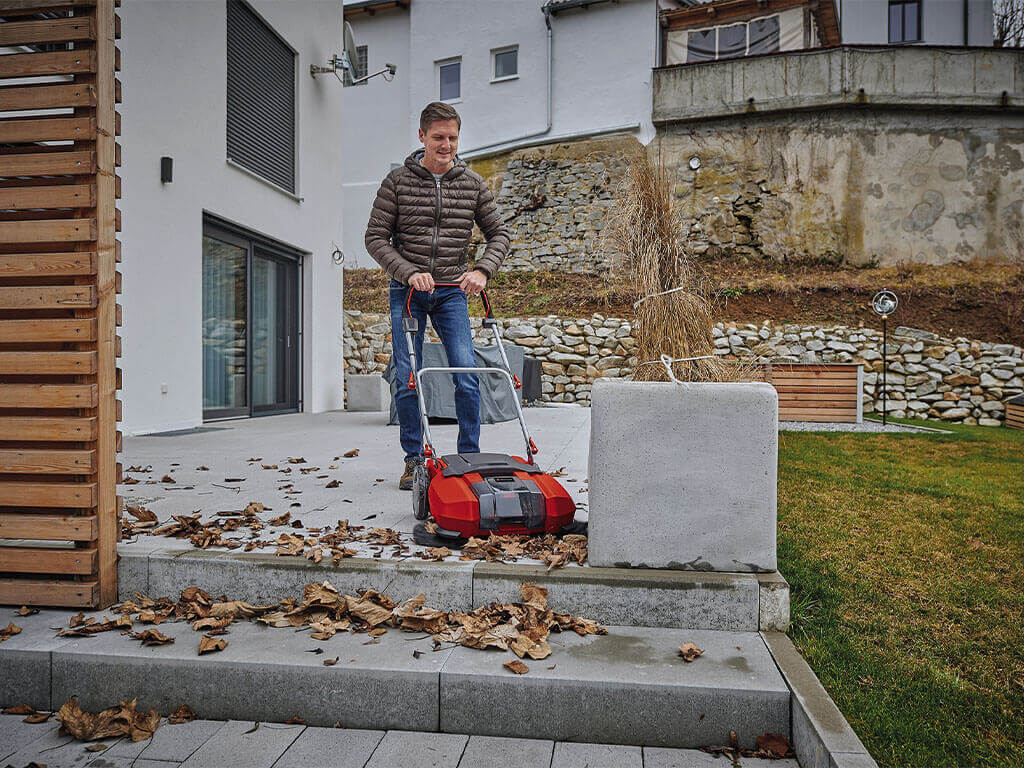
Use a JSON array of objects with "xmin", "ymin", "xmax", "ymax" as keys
[
  {"xmin": 413, "ymin": 522, "xmax": 468, "ymax": 549},
  {"xmin": 412, "ymin": 463, "xmax": 430, "ymax": 521},
  {"xmin": 561, "ymin": 519, "xmax": 588, "ymax": 536}
]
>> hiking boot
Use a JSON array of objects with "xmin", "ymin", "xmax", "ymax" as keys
[{"xmin": 399, "ymin": 459, "xmax": 420, "ymax": 491}]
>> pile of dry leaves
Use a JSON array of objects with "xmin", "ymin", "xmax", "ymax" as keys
[
  {"xmin": 123, "ymin": 501, "xmax": 588, "ymax": 571},
  {"xmin": 50, "ymin": 581, "xmax": 605, "ymax": 671}
]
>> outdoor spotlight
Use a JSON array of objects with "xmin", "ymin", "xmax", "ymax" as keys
[
  {"xmin": 871, "ymin": 289, "xmax": 898, "ymax": 426},
  {"xmin": 688, "ymin": 155, "xmax": 701, "ymax": 171}
]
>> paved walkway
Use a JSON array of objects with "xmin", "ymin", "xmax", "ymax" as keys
[
  {"xmin": 0, "ymin": 715, "xmax": 798, "ymax": 767},
  {"xmin": 121, "ymin": 407, "xmax": 592, "ymax": 540}
]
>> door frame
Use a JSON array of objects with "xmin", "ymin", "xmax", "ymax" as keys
[{"xmin": 202, "ymin": 214, "xmax": 305, "ymax": 422}]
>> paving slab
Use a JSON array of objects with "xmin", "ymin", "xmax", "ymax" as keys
[
  {"xmin": 88, "ymin": 759, "xmax": 181, "ymax": 767},
  {"xmin": 0, "ymin": 714, "xmax": 58, "ymax": 763},
  {"xmin": 551, "ymin": 741, "xmax": 642, "ymax": 767},
  {"xmin": 456, "ymin": 735, "xmax": 554, "ymax": 768},
  {"xmin": 271, "ymin": 725, "xmax": 385, "ymax": 768},
  {"xmin": 51, "ymin": 618, "xmax": 453, "ymax": 731},
  {"xmin": 362, "ymin": 730, "xmax": 468, "ymax": 768},
  {"xmin": 1, "ymin": 719, "xmax": 122, "ymax": 768},
  {"xmin": 643, "ymin": 746, "xmax": 800, "ymax": 767},
  {"xmin": 440, "ymin": 626, "xmax": 789, "ymax": 749},
  {"xmin": 0, "ymin": 607, "xmax": 82, "ymax": 712},
  {"xmin": 178, "ymin": 719, "xmax": 303, "ymax": 768},
  {"xmin": 472, "ymin": 563, "xmax": 760, "ymax": 631},
  {"xmin": 101, "ymin": 718, "xmax": 226, "ymax": 763}
]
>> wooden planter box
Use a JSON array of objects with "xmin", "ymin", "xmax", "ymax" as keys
[
  {"xmin": 1006, "ymin": 395, "xmax": 1024, "ymax": 430},
  {"xmin": 755, "ymin": 363, "xmax": 863, "ymax": 424}
]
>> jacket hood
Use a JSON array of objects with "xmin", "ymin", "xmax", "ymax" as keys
[{"xmin": 404, "ymin": 149, "xmax": 467, "ymax": 180}]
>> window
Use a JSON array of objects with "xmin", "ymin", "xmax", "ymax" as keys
[
  {"xmin": 344, "ymin": 45, "xmax": 368, "ymax": 86},
  {"xmin": 889, "ymin": 0, "xmax": 922, "ymax": 43},
  {"xmin": 492, "ymin": 46, "xmax": 518, "ymax": 81},
  {"xmin": 438, "ymin": 58, "xmax": 461, "ymax": 101},
  {"xmin": 226, "ymin": 0, "xmax": 297, "ymax": 193},
  {"xmin": 685, "ymin": 15, "xmax": 780, "ymax": 63}
]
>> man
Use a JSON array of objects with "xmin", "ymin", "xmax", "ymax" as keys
[{"xmin": 365, "ymin": 102, "xmax": 510, "ymax": 489}]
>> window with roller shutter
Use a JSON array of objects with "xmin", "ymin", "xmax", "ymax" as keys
[{"xmin": 226, "ymin": 0, "xmax": 297, "ymax": 193}]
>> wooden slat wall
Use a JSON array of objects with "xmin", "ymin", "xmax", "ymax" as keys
[
  {"xmin": 755, "ymin": 364, "xmax": 863, "ymax": 423},
  {"xmin": 0, "ymin": 0, "xmax": 121, "ymax": 608},
  {"xmin": 1006, "ymin": 402, "xmax": 1024, "ymax": 431}
]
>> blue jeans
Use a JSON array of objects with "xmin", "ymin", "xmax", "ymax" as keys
[{"xmin": 389, "ymin": 280, "xmax": 480, "ymax": 461}]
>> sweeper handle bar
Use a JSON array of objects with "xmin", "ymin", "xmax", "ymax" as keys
[{"xmin": 402, "ymin": 284, "xmax": 537, "ymax": 464}]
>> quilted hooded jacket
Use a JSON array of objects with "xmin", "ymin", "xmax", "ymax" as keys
[{"xmin": 364, "ymin": 150, "xmax": 510, "ymax": 284}]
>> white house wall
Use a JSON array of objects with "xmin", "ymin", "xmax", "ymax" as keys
[
  {"xmin": 119, "ymin": 0, "xmax": 345, "ymax": 435},
  {"xmin": 341, "ymin": 0, "xmax": 658, "ymax": 269},
  {"xmin": 839, "ymin": 0, "xmax": 993, "ymax": 46}
]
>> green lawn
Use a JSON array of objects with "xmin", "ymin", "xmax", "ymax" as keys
[{"xmin": 778, "ymin": 420, "xmax": 1024, "ymax": 768}]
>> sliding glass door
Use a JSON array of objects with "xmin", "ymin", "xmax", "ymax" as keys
[{"xmin": 202, "ymin": 220, "xmax": 301, "ymax": 420}]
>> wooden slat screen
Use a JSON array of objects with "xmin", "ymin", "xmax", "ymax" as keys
[
  {"xmin": 754, "ymin": 363, "xmax": 863, "ymax": 424},
  {"xmin": 1006, "ymin": 401, "xmax": 1024, "ymax": 431},
  {"xmin": 0, "ymin": 0, "xmax": 121, "ymax": 608}
]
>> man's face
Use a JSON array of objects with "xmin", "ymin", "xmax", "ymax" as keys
[{"xmin": 418, "ymin": 119, "xmax": 459, "ymax": 167}]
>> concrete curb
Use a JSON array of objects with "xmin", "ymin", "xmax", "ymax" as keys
[
  {"xmin": 762, "ymin": 632, "xmax": 878, "ymax": 768},
  {"xmin": 116, "ymin": 544, "xmax": 790, "ymax": 631}
]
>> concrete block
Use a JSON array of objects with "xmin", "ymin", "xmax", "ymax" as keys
[
  {"xmin": 786, "ymin": 52, "xmax": 831, "ymax": 99},
  {"xmin": 117, "ymin": 546, "xmax": 150, "ymax": 601},
  {"xmin": 0, "ymin": 609, "xmax": 79, "ymax": 712},
  {"xmin": 363, "ymin": 731, "xmax": 468, "ymax": 768},
  {"xmin": 147, "ymin": 549, "xmax": 393, "ymax": 605},
  {"xmin": 273, "ymin": 726, "xmax": 385, "ymax": 768},
  {"xmin": 472, "ymin": 563, "xmax": 760, "ymax": 631},
  {"xmin": 588, "ymin": 381, "xmax": 777, "ymax": 573},
  {"xmin": 762, "ymin": 633, "xmax": 876, "ymax": 768},
  {"xmin": 740, "ymin": 57, "xmax": 786, "ymax": 104},
  {"xmin": 848, "ymin": 49, "xmax": 894, "ymax": 96},
  {"xmin": 458, "ymin": 735, "xmax": 554, "ymax": 768},
  {"xmin": 758, "ymin": 571, "xmax": 791, "ymax": 631},
  {"xmin": 440, "ymin": 626, "xmax": 789, "ymax": 749},
  {"xmin": 179, "ymin": 719, "xmax": 304, "ymax": 767},
  {"xmin": 387, "ymin": 559, "xmax": 474, "ymax": 612},
  {"xmin": 552, "ymin": 742, "xmax": 642, "ymax": 767},
  {"xmin": 645, "ymin": 747, "xmax": 798, "ymax": 767},
  {"xmin": 347, "ymin": 374, "xmax": 390, "ymax": 412},
  {"xmin": 52, "ymin": 620, "xmax": 453, "ymax": 732}
]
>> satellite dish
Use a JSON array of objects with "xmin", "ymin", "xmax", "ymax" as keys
[{"xmin": 341, "ymin": 21, "xmax": 359, "ymax": 82}]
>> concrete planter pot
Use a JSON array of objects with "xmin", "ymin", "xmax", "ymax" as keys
[{"xmin": 587, "ymin": 379, "xmax": 778, "ymax": 572}]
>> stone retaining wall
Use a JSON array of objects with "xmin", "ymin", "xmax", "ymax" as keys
[{"xmin": 344, "ymin": 310, "xmax": 1024, "ymax": 425}]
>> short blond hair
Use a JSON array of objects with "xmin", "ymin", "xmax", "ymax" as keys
[{"xmin": 420, "ymin": 101, "xmax": 461, "ymax": 133}]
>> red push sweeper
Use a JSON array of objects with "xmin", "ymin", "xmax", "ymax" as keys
[{"xmin": 402, "ymin": 286, "xmax": 580, "ymax": 548}]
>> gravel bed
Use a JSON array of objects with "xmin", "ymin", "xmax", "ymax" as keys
[{"xmin": 779, "ymin": 420, "xmax": 940, "ymax": 433}]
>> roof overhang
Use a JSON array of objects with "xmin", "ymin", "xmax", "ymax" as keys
[{"xmin": 344, "ymin": 0, "xmax": 409, "ymax": 19}]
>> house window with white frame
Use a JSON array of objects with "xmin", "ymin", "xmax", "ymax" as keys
[
  {"xmin": 492, "ymin": 45, "xmax": 518, "ymax": 81},
  {"xmin": 438, "ymin": 57, "xmax": 461, "ymax": 102}
]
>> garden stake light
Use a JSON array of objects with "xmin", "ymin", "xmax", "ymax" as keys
[{"xmin": 872, "ymin": 290, "xmax": 898, "ymax": 426}]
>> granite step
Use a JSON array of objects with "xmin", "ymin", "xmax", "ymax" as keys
[{"xmin": 1, "ymin": 608, "xmax": 789, "ymax": 751}]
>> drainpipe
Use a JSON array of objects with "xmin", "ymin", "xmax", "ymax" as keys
[
  {"xmin": 962, "ymin": 0, "xmax": 969, "ymax": 45},
  {"xmin": 462, "ymin": 2, "xmax": 554, "ymax": 155}
]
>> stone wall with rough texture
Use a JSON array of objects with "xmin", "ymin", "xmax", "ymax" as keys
[
  {"xmin": 344, "ymin": 310, "xmax": 1024, "ymax": 426},
  {"xmin": 467, "ymin": 136, "xmax": 639, "ymax": 274},
  {"xmin": 653, "ymin": 110, "xmax": 1024, "ymax": 267}
]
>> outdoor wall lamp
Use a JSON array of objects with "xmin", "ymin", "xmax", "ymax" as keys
[
  {"xmin": 160, "ymin": 156, "xmax": 172, "ymax": 184},
  {"xmin": 872, "ymin": 290, "xmax": 898, "ymax": 426}
]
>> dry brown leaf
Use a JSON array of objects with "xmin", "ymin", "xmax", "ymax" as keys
[
  {"xmin": 755, "ymin": 732, "xmax": 795, "ymax": 758},
  {"xmin": 368, "ymin": 627, "xmax": 387, "ymax": 637},
  {"xmin": 323, "ymin": 657, "xmax": 339, "ymax": 666},
  {"xmin": 504, "ymin": 659, "xmax": 529, "ymax": 675},
  {"xmin": 520, "ymin": 582, "xmax": 549, "ymax": 611},
  {"xmin": 325, "ymin": 479, "xmax": 341, "ymax": 488},
  {"xmin": 4, "ymin": 704, "xmax": 36, "ymax": 715},
  {"xmin": 420, "ymin": 546, "xmax": 451, "ymax": 561},
  {"xmin": 0, "ymin": 622, "xmax": 22, "ymax": 642},
  {"xmin": 85, "ymin": 743, "xmax": 107, "ymax": 752},
  {"xmin": 132, "ymin": 628, "xmax": 174, "ymax": 646},
  {"xmin": 198, "ymin": 635, "xmax": 227, "ymax": 655},
  {"xmin": 678, "ymin": 642, "xmax": 703, "ymax": 662},
  {"xmin": 269, "ymin": 511, "xmax": 291, "ymax": 526},
  {"xmin": 285, "ymin": 717, "xmax": 308, "ymax": 725},
  {"xmin": 191, "ymin": 617, "xmax": 232, "ymax": 632},
  {"xmin": 343, "ymin": 449, "xmax": 359, "ymax": 457},
  {"xmin": 16, "ymin": 605, "xmax": 40, "ymax": 616},
  {"xmin": 345, "ymin": 595, "xmax": 393, "ymax": 627},
  {"xmin": 23, "ymin": 711, "xmax": 52, "ymax": 724},
  {"xmin": 56, "ymin": 697, "xmax": 160, "ymax": 743},
  {"xmin": 160, "ymin": 474, "xmax": 175, "ymax": 483},
  {"xmin": 167, "ymin": 704, "xmax": 196, "ymax": 724},
  {"xmin": 287, "ymin": 457, "xmax": 307, "ymax": 464}
]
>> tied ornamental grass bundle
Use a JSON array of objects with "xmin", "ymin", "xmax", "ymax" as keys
[{"xmin": 606, "ymin": 151, "xmax": 736, "ymax": 383}]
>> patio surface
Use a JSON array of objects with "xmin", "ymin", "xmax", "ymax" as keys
[{"xmin": 120, "ymin": 406, "xmax": 591, "ymax": 555}]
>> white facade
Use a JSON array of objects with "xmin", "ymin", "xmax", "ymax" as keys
[
  {"xmin": 839, "ymin": 0, "xmax": 993, "ymax": 45},
  {"xmin": 341, "ymin": 0, "xmax": 660, "ymax": 269},
  {"xmin": 120, "ymin": 0, "xmax": 346, "ymax": 435}
]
